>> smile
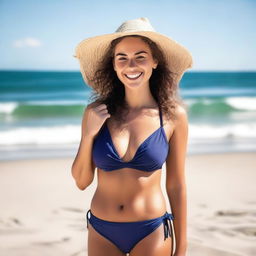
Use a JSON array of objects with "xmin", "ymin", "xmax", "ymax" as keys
[{"xmin": 125, "ymin": 72, "xmax": 143, "ymax": 80}]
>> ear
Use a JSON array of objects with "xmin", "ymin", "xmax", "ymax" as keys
[{"xmin": 153, "ymin": 59, "xmax": 158, "ymax": 69}]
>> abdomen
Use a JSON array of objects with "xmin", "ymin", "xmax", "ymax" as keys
[{"xmin": 90, "ymin": 167, "xmax": 167, "ymax": 221}]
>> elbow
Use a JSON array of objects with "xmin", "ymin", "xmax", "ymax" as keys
[
  {"xmin": 74, "ymin": 175, "xmax": 92, "ymax": 191},
  {"xmin": 71, "ymin": 166, "xmax": 93, "ymax": 191},
  {"xmin": 75, "ymin": 179, "xmax": 89, "ymax": 191}
]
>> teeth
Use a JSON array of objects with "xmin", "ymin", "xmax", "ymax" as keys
[{"xmin": 126, "ymin": 73, "xmax": 142, "ymax": 79}]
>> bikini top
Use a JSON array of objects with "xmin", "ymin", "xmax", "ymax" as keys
[{"xmin": 92, "ymin": 107, "xmax": 169, "ymax": 172}]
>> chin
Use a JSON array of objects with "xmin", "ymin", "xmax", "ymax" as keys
[{"xmin": 124, "ymin": 81, "xmax": 147, "ymax": 88}]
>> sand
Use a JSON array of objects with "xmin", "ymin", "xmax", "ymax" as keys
[{"xmin": 0, "ymin": 152, "xmax": 255, "ymax": 256}]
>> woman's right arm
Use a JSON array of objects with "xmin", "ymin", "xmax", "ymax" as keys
[{"xmin": 71, "ymin": 102, "xmax": 110, "ymax": 190}]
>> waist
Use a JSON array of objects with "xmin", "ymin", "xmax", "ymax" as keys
[{"xmin": 90, "ymin": 186, "xmax": 167, "ymax": 222}]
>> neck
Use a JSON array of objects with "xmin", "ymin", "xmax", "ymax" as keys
[{"xmin": 124, "ymin": 82, "xmax": 157, "ymax": 110}]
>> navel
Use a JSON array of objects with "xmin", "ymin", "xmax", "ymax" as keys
[{"xmin": 118, "ymin": 204, "xmax": 124, "ymax": 211}]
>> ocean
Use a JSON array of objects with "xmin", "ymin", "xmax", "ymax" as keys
[{"xmin": 0, "ymin": 70, "xmax": 256, "ymax": 160}]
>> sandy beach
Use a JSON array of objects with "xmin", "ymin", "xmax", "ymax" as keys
[{"xmin": 0, "ymin": 152, "xmax": 255, "ymax": 256}]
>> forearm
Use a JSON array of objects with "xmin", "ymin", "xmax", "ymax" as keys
[
  {"xmin": 71, "ymin": 134, "xmax": 95, "ymax": 190},
  {"xmin": 167, "ymin": 186, "xmax": 187, "ymax": 254}
]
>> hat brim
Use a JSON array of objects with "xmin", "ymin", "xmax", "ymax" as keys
[{"xmin": 74, "ymin": 31, "xmax": 193, "ymax": 88}]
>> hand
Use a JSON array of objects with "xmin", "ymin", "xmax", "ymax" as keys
[{"xmin": 82, "ymin": 102, "xmax": 111, "ymax": 138}]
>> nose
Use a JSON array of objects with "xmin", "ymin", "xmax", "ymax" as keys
[{"xmin": 128, "ymin": 59, "xmax": 136, "ymax": 68}]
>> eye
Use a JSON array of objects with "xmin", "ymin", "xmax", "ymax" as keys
[
  {"xmin": 136, "ymin": 56, "xmax": 145, "ymax": 60},
  {"xmin": 117, "ymin": 57, "xmax": 127, "ymax": 61}
]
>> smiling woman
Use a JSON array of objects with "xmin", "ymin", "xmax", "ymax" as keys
[
  {"xmin": 114, "ymin": 49, "xmax": 153, "ymax": 79},
  {"xmin": 113, "ymin": 37, "xmax": 158, "ymax": 89},
  {"xmin": 88, "ymin": 33, "xmax": 190, "ymax": 126},
  {"xmin": 72, "ymin": 17, "xmax": 193, "ymax": 256}
]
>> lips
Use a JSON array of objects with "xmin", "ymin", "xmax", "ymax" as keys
[{"xmin": 124, "ymin": 72, "xmax": 143, "ymax": 80}]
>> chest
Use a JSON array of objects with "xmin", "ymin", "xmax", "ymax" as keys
[{"xmin": 106, "ymin": 120, "xmax": 169, "ymax": 163}]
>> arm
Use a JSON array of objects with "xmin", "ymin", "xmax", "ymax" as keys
[
  {"xmin": 165, "ymin": 105, "xmax": 189, "ymax": 256},
  {"xmin": 71, "ymin": 102, "xmax": 110, "ymax": 190},
  {"xmin": 71, "ymin": 132, "xmax": 96, "ymax": 191},
  {"xmin": 71, "ymin": 105, "xmax": 96, "ymax": 190}
]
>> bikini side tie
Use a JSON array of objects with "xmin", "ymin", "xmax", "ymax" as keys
[
  {"xmin": 163, "ymin": 212, "xmax": 175, "ymax": 240},
  {"xmin": 86, "ymin": 209, "xmax": 91, "ymax": 229}
]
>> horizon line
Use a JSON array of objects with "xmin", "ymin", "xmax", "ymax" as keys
[{"xmin": 0, "ymin": 69, "xmax": 256, "ymax": 72}]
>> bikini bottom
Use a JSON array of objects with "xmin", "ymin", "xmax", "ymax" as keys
[{"xmin": 86, "ymin": 209, "xmax": 174, "ymax": 254}]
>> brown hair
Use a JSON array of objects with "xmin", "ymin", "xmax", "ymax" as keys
[{"xmin": 88, "ymin": 35, "xmax": 187, "ymax": 125}]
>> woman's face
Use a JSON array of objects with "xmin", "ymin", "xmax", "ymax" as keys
[{"xmin": 113, "ymin": 36, "xmax": 158, "ymax": 88}]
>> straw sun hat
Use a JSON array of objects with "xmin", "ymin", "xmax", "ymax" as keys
[{"xmin": 73, "ymin": 17, "xmax": 193, "ymax": 89}]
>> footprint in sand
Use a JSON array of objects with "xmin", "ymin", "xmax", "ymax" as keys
[
  {"xmin": 233, "ymin": 226, "xmax": 256, "ymax": 237},
  {"xmin": 215, "ymin": 210, "xmax": 247, "ymax": 217},
  {"xmin": 31, "ymin": 236, "xmax": 71, "ymax": 246},
  {"xmin": 0, "ymin": 217, "xmax": 23, "ymax": 228},
  {"xmin": 10, "ymin": 217, "xmax": 22, "ymax": 225}
]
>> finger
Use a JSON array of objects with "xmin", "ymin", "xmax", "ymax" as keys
[
  {"xmin": 99, "ymin": 108, "xmax": 109, "ymax": 114},
  {"xmin": 104, "ymin": 113, "xmax": 111, "ymax": 119},
  {"xmin": 95, "ymin": 104, "xmax": 108, "ymax": 111}
]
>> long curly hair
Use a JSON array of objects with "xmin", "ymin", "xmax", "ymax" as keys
[{"xmin": 88, "ymin": 35, "xmax": 187, "ymax": 125}]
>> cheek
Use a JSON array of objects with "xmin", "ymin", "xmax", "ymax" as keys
[
  {"xmin": 114, "ymin": 61, "xmax": 126, "ymax": 70},
  {"xmin": 137, "ymin": 60, "xmax": 154, "ymax": 69},
  {"xmin": 137, "ymin": 59, "xmax": 148, "ymax": 65}
]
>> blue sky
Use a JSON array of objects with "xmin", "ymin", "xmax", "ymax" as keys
[{"xmin": 0, "ymin": 0, "xmax": 255, "ymax": 71}]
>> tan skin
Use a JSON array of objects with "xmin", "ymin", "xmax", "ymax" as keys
[{"xmin": 72, "ymin": 37, "xmax": 188, "ymax": 256}]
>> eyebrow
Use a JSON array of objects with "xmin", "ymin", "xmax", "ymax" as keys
[{"xmin": 115, "ymin": 50, "xmax": 148, "ymax": 57}]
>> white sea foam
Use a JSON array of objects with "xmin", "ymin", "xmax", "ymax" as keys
[
  {"xmin": 0, "ymin": 125, "xmax": 81, "ymax": 145},
  {"xmin": 225, "ymin": 97, "xmax": 256, "ymax": 111},
  {"xmin": 185, "ymin": 96, "xmax": 256, "ymax": 111},
  {"xmin": 0, "ymin": 122, "xmax": 256, "ymax": 146},
  {"xmin": 189, "ymin": 123, "xmax": 256, "ymax": 139},
  {"xmin": 0, "ymin": 102, "xmax": 18, "ymax": 114}
]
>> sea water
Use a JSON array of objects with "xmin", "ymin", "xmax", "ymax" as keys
[{"xmin": 0, "ymin": 70, "xmax": 255, "ymax": 160}]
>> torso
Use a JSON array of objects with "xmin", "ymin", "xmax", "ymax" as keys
[{"xmin": 90, "ymin": 107, "xmax": 174, "ymax": 221}]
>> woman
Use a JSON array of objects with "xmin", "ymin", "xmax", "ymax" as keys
[{"xmin": 72, "ymin": 17, "xmax": 193, "ymax": 256}]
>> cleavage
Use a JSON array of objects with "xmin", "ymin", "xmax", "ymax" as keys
[
  {"xmin": 106, "ymin": 119, "xmax": 160, "ymax": 163},
  {"xmin": 106, "ymin": 122, "xmax": 134, "ymax": 162}
]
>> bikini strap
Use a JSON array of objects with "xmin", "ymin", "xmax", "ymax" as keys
[{"xmin": 159, "ymin": 107, "xmax": 163, "ymax": 127}]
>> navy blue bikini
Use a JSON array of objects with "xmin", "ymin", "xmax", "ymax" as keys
[
  {"xmin": 86, "ymin": 107, "xmax": 175, "ymax": 254},
  {"xmin": 92, "ymin": 107, "xmax": 169, "ymax": 171}
]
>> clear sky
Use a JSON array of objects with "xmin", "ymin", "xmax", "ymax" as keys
[{"xmin": 0, "ymin": 0, "xmax": 255, "ymax": 71}]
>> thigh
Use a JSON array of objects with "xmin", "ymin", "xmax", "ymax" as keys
[
  {"xmin": 87, "ymin": 222, "xmax": 126, "ymax": 256},
  {"xmin": 129, "ymin": 223, "xmax": 173, "ymax": 256}
]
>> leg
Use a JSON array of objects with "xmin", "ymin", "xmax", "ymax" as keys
[
  {"xmin": 87, "ymin": 222, "xmax": 126, "ymax": 256},
  {"xmin": 129, "ymin": 222, "xmax": 174, "ymax": 256}
]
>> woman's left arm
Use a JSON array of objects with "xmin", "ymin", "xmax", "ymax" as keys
[{"xmin": 165, "ymin": 105, "xmax": 189, "ymax": 256}]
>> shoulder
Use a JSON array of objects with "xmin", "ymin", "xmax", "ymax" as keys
[
  {"xmin": 175, "ymin": 104, "xmax": 188, "ymax": 121},
  {"xmin": 173, "ymin": 104, "xmax": 189, "ymax": 132},
  {"xmin": 162, "ymin": 104, "xmax": 188, "ymax": 142}
]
